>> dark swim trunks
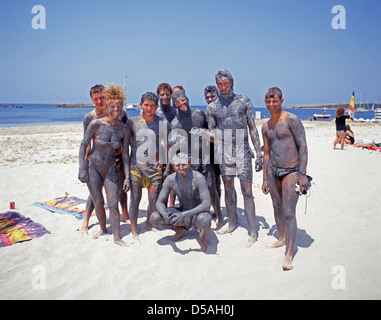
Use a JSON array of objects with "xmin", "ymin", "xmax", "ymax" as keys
[{"xmin": 269, "ymin": 163, "xmax": 299, "ymax": 180}]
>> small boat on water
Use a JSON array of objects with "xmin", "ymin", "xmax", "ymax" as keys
[
  {"xmin": 125, "ymin": 103, "xmax": 139, "ymax": 109},
  {"xmin": 0, "ymin": 104, "xmax": 23, "ymax": 108},
  {"xmin": 314, "ymin": 112, "xmax": 331, "ymax": 120}
]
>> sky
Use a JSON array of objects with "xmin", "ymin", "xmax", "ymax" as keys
[{"xmin": 0, "ymin": 0, "xmax": 380, "ymax": 106}]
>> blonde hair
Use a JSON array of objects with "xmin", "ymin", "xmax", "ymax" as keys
[{"xmin": 103, "ymin": 83, "xmax": 126, "ymax": 107}]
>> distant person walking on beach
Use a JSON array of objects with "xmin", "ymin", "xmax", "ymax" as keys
[
  {"xmin": 261, "ymin": 87, "xmax": 309, "ymax": 271},
  {"xmin": 80, "ymin": 84, "xmax": 129, "ymax": 235},
  {"xmin": 78, "ymin": 84, "xmax": 131, "ymax": 246},
  {"xmin": 333, "ymin": 106, "xmax": 351, "ymax": 150}
]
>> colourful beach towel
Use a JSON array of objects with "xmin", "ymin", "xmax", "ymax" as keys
[
  {"xmin": 0, "ymin": 211, "xmax": 49, "ymax": 247},
  {"xmin": 31, "ymin": 196, "xmax": 104, "ymax": 220},
  {"xmin": 32, "ymin": 196, "xmax": 88, "ymax": 220}
]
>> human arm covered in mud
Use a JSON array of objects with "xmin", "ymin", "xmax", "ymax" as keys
[{"xmin": 245, "ymin": 97, "xmax": 263, "ymax": 172}]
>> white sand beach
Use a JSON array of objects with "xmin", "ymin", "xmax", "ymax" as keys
[{"xmin": 0, "ymin": 121, "xmax": 380, "ymax": 300}]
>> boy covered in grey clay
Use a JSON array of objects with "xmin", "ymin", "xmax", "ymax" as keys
[
  {"xmin": 127, "ymin": 92, "xmax": 169, "ymax": 241},
  {"xmin": 151, "ymin": 153, "xmax": 212, "ymax": 252},
  {"xmin": 206, "ymin": 70, "xmax": 263, "ymax": 247},
  {"xmin": 261, "ymin": 87, "xmax": 309, "ymax": 270},
  {"xmin": 155, "ymin": 82, "xmax": 177, "ymax": 123}
]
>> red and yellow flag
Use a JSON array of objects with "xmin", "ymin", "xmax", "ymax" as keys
[{"xmin": 349, "ymin": 91, "xmax": 355, "ymax": 117}]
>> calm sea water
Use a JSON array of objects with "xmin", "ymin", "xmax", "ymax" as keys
[{"xmin": 0, "ymin": 104, "xmax": 376, "ymax": 127}]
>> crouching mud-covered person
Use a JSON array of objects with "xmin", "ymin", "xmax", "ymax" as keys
[
  {"xmin": 151, "ymin": 153, "xmax": 212, "ymax": 252},
  {"xmin": 169, "ymin": 89, "xmax": 222, "ymax": 229},
  {"xmin": 78, "ymin": 84, "xmax": 131, "ymax": 246}
]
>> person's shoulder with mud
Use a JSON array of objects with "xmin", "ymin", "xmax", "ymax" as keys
[
  {"xmin": 283, "ymin": 111, "xmax": 302, "ymax": 124},
  {"xmin": 235, "ymin": 94, "xmax": 251, "ymax": 103},
  {"xmin": 206, "ymin": 98, "xmax": 219, "ymax": 114},
  {"xmin": 83, "ymin": 109, "xmax": 97, "ymax": 128}
]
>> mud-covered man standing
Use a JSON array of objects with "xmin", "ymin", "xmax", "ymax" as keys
[{"xmin": 206, "ymin": 70, "xmax": 263, "ymax": 247}]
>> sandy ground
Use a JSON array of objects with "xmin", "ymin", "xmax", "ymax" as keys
[{"xmin": 0, "ymin": 120, "xmax": 380, "ymax": 300}]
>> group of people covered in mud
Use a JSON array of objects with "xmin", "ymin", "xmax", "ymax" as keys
[{"xmin": 78, "ymin": 70, "xmax": 309, "ymax": 270}]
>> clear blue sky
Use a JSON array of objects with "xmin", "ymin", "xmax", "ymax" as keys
[{"xmin": 1, "ymin": 0, "xmax": 380, "ymax": 106}]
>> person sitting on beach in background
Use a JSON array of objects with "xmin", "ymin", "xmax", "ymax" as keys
[
  {"xmin": 261, "ymin": 87, "xmax": 309, "ymax": 271},
  {"xmin": 168, "ymin": 90, "xmax": 222, "ymax": 229},
  {"xmin": 353, "ymin": 141, "xmax": 381, "ymax": 151},
  {"xmin": 80, "ymin": 84, "xmax": 129, "ymax": 235},
  {"xmin": 78, "ymin": 84, "xmax": 131, "ymax": 246},
  {"xmin": 333, "ymin": 106, "xmax": 351, "ymax": 150},
  {"xmin": 344, "ymin": 124, "xmax": 355, "ymax": 144},
  {"xmin": 127, "ymin": 92, "xmax": 169, "ymax": 241},
  {"xmin": 206, "ymin": 70, "xmax": 263, "ymax": 247},
  {"xmin": 150, "ymin": 153, "xmax": 212, "ymax": 252}
]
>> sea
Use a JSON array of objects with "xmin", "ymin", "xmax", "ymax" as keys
[{"xmin": 0, "ymin": 103, "xmax": 377, "ymax": 127}]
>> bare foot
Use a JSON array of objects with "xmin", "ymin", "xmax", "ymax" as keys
[
  {"xmin": 215, "ymin": 219, "xmax": 223, "ymax": 230},
  {"xmin": 145, "ymin": 222, "xmax": 157, "ymax": 232},
  {"xmin": 199, "ymin": 239, "xmax": 208, "ymax": 253},
  {"xmin": 93, "ymin": 228, "xmax": 108, "ymax": 240},
  {"xmin": 266, "ymin": 239, "xmax": 285, "ymax": 249},
  {"xmin": 121, "ymin": 211, "xmax": 130, "ymax": 223},
  {"xmin": 121, "ymin": 216, "xmax": 130, "ymax": 224},
  {"xmin": 174, "ymin": 228, "xmax": 186, "ymax": 241},
  {"xmin": 282, "ymin": 256, "xmax": 294, "ymax": 271},
  {"xmin": 114, "ymin": 238, "xmax": 129, "ymax": 247},
  {"xmin": 246, "ymin": 235, "xmax": 257, "ymax": 248},
  {"xmin": 79, "ymin": 224, "xmax": 88, "ymax": 235},
  {"xmin": 132, "ymin": 233, "xmax": 141, "ymax": 243},
  {"xmin": 217, "ymin": 225, "xmax": 235, "ymax": 235}
]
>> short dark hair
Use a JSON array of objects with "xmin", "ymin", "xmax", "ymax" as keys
[
  {"xmin": 141, "ymin": 92, "xmax": 159, "ymax": 105},
  {"xmin": 265, "ymin": 87, "xmax": 282, "ymax": 99},
  {"xmin": 90, "ymin": 84, "xmax": 105, "ymax": 97},
  {"xmin": 172, "ymin": 90, "xmax": 187, "ymax": 102},
  {"xmin": 171, "ymin": 152, "xmax": 190, "ymax": 165},
  {"xmin": 204, "ymin": 85, "xmax": 219, "ymax": 96},
  {"xmin": 215, "ymin": 70, "xmax": 234, "ymax": 88},
  {"xmin": 156, "ymin": 83, "xmax": 172, "ymax": 95}
]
